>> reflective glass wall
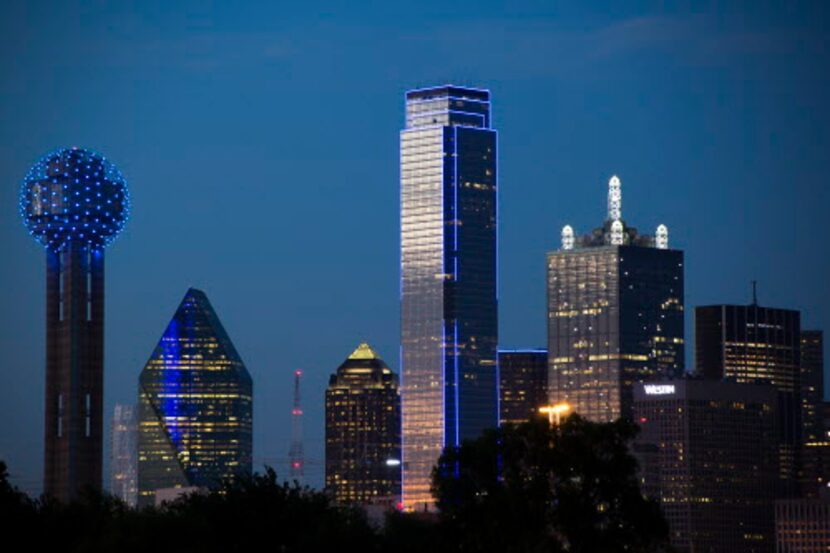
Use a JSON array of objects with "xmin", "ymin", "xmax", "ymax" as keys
[{"xmin": 401, "ymin": 86, "xmax": 498, "ymax": 510}]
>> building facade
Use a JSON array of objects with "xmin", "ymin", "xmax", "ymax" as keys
[
  {"xmin": 547, "ymin": 176, "xmax": 684, "ymax": 422},
  {"xmin": 633, "ymin": 379, "xmax": 779, "ymax": 553},
  {"xmin": 325, "ymin": 342, "xmax": 400, "ymax": 504},
  {"xmin": 695, "ymin": 303, "xmax": 802, "ymax": 495},
  {"xmin": 801, "ymin": 331, "xmax": 827, "ymax": 498},
  {"xmin": 400, "ymin": 85, "xmax": 499, "ymax": 510},
  {"xmin": 137, "ymin": 288, "xmax": 253, "ymax": 507},
  {"xmin": 498, "ymin": 349, "xmax": 547, "ymax": 425},
  {"xmin": 109, "ymin": 403, "xmax": 138, "ymax": 506},
  {"xmin": 776, "ymin": 498, "xmax": 830, "ymax": 552}
]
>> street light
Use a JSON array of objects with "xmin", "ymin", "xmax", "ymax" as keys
[{"xmin": 539, "ymin": 403, "xmax": 571, "ymax": 426}]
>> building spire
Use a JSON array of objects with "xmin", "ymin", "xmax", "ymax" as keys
[
  {"xmin": 608, "ymin": 175, "xmax": 622, "ymax": 221},
  {"xmin": 752, "ymin": 280, "xmax": 758, "ymax": 306},
  {"xmin": 656, "ymin": 224, "xmax": 668, "ymax": 249},
  {"xmin": 561, "ymin": 225, "xmax": 574, "ymax": 250}
]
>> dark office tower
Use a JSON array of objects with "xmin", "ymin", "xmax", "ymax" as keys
[
  {"xmin": 498, "ymin": 349, "xmax": 548, "ymax": 425},
  {"xmin": 110, "ymin": 403, "xmax": 138, "ymax": 506},
  {"xmin": 19, "ymin": 147, "xmax": 129, "ymax": 502},
  {"xmin": 325, "ymin": 342, "xmax": 401, "ymax": 504},
  {"xmin": 400, "ymin": 85, "xmax": 498, "ymax": 510},
  {"xmin": 776, "ymin": 499, "xmax": 830, "ymax": 552},
  {"xmin": 801, "ymin": 330, "xmax": 827, "ymax": 497},
  {"xmin": 633, "ymin": 380, "xmax": 779, "ymax": 553},
  {"xmin": 695, "ymin": 303, "xmax": 801, "ymax": 495},
  {"xmin": 548, "ymin": 176, "xmax": 684, "ymax": 422},
  {"xmin": 137, "ymin": 288, "xmax": 253, "ymax": 507},
  {"xmin": 802, "ymin": 331, "xmax": 825, "ymax": 443}
]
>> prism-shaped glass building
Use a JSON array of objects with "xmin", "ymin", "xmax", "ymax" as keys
[
  {"xmin": 400, "ymin": 85, "xmax": 499, "ymax": 510},
  {"xmin": 137, "ymin": 288, "xmax": 252, "ymax": 507}
]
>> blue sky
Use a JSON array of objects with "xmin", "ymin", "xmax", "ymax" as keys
[{"xmin": 1, "ymin": 1, "xmax": 828, "ymax": 493}]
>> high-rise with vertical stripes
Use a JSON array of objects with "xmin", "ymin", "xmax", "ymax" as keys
[{"xmin": 400, "ymin": 85, "xmax": 498, "ymax": 511}]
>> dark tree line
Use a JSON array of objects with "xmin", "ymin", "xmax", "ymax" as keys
[{"xmin": 0, "ymin": 415, "xmax": 671, "ymax": 552}]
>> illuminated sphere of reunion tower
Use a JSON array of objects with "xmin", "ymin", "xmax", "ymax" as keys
[{"xmin": 19, "ymin": 147, "xmax": 129, "ymax": 502}]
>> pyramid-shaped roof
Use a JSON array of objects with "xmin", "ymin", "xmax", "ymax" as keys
[{"xmin": 348, "ymin": 342, "xmax": 382, "ymax": 361}]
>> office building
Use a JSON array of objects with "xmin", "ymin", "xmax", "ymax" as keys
[
  {"xmin": 325, "ymin": 342, "xmax": 400, "ymax": 504},
  {"xmin": 634, "ymin": 379, "xmax": 779, "ymax": 552},
  {"xmin": 137, "ymin": 288, "xmax": 253, "ymax": 507},
  {"xmin": 695, "ymin": 303, "xmax": 802, "ymax": 494},
  {"xmin": 498, "ymin": 349, "xmax": 547, "ymax": 425},
  {"xmin": 801, "ymin": 330, "xmax": 825, "ymax": 443},
  {"xmin": 801, "ymin": 330, "xmax": 827, "ymax": 498},
  {"xmin": 548, "ymin": 176, "xmax": 684, "ymax": 422},
  {"xmin": 110, "ymin": 403, "xmax": 138, "ymax": 506},
  {"xmin": 400, "ymin": 85, "xmax": 498, "ymax": 510},
  {"xmin": 19, "ymin": 147, "xmax": 130, "ymax": 502},
  {"xmin": 776, "ymin": 498, "xmax": 830, "ymax": 552}
]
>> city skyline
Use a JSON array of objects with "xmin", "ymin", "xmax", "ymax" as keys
[{"xmin": 1, "ymin": 2, "xmax": 829, "ymax": 496}]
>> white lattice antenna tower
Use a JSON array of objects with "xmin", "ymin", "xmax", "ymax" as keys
[
  {"xmin": 561, "ymin": 225, "xmax": 574, "ymax": 250},
  {"xmin": 656, "ymin": 224, "xmax": 669, "ymax": 249},
  {"xmin": 608, "ymin": 175, "xmax": 622, "ymax": 221}
]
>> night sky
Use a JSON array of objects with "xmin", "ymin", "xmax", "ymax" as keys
[{"xmin": 1, "ymin": 1, "xmax": 828, "ymax": 494}]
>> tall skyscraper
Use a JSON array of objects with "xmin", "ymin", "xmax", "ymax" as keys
[
  {"xmin": 109, "ymin": 403, "xmax": 138, "ymax": 506},
  {"xmin": 801, "ymin": 331, "xmax": 828, "ymax": 497},
  {"xmin": 547, "ymin": 176, "xmax": 684, "ymax": 422},
  {"xmin": 137, "ymin": 288, "xmax": 253, "ymax": 507},
  {"xmin": 400, "ymin": 85, "xmax": 499, "ymax": 510},
  {"xmin": 325, "ymin": 342, "xmax": 401, "ymax": 504},
  {"xmin": 19, "ymin": 147, "xmax": 129, "ymax": 502},
  {"xmin": 801, "ymin": 330, "xmax": 825, "ymax": 443},
  {"xmin": 498, "ymin": 349, "xmax": 547, "ymax": 425},
  {"xmin": 633, "ymin": 379, "xmax": 779, "ymax": 552},
  {"xmin": 695, "ymin": 302, "xmax": 801, "ymax": 495}
]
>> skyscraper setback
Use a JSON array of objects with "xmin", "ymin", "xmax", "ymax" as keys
[
  {"xmin": 19, "ymin": 147, "xmax": 130, "ymax": 502},
  {"xmin": 400, "ymin": 85, "xmax": 498, "ymax": 510},
  {"xmin": 137, "ymin": 288, "xmax": 253, "ymax": 507},
  {"xmin": 547, "ymin": 176, "xmax": 684, "ymax": 422}
]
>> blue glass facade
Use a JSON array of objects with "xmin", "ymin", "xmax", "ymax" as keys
[
  {"xmin": 137, "ymin": 288, "xmax": 253, "ymax": 507},
  {"xmin": 400, "ymin": 86, "xmax": 498, "ymax": 510}
]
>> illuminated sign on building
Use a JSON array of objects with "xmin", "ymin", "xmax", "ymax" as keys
[{"xmin": 644, "ymin": 384, "xmax": 676, "ymax": 395}]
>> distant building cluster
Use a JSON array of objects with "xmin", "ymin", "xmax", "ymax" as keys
[{"xmin": 19, "ymin": 87, "xmax": 828, "ymax": 551}]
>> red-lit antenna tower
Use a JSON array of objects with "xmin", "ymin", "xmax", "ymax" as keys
[{"xmin": 288, "ymin": 369, "xmax": 304, "ymax": 482}]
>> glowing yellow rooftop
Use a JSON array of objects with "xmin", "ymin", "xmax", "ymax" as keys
[{"xmin": 348, "ymin": 342, "xmax": 382, "ymax": 361}]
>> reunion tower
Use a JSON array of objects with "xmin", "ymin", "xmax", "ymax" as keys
[{"xmin": 19, "ymin": 147, "xmax": 129, "ymax": 501}]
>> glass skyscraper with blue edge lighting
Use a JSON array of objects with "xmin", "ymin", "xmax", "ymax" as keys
[
  {"xmin": 137, "ymin": 288, "xmax": 252, "ymax": 507},
  {"xmin": 400, "ymin": 85, "xmax": 498, "ymax": 511}
]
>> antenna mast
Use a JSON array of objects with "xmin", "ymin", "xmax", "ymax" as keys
[{"xmin": 289, "ymin": 369, "xmax": 304, "ymax": 482}]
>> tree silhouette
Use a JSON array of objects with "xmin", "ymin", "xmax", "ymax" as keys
[{"xmin": 432, "ymin": 415, "xmax": 673, "ymax": 553}]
